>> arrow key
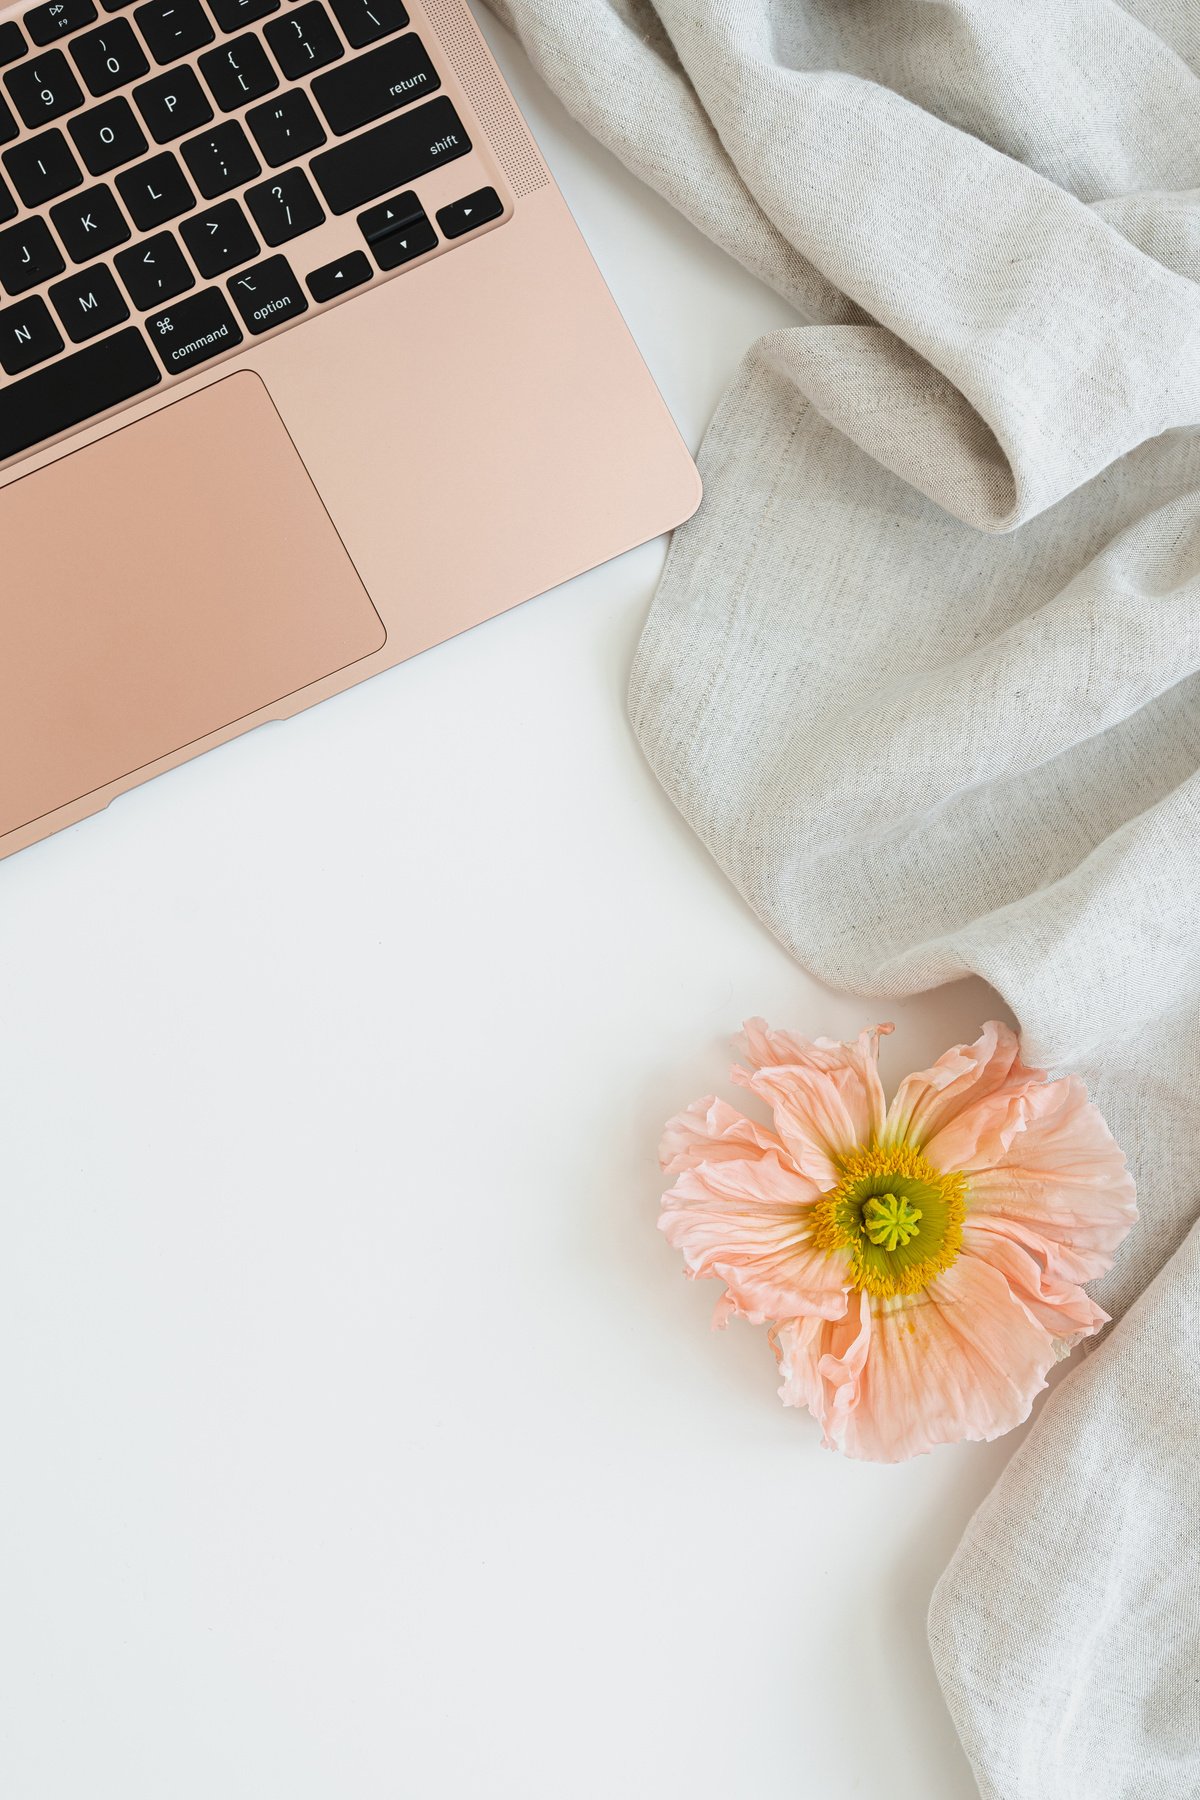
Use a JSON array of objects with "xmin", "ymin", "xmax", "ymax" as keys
[
  {"xmin": 357, "ymin": 188, "xmax": 435, "ymax": 269},
  {"xmin": 368, "ymin": 215, "xmax": 435, "ymax": 269},
  {"xmin": 307, "ymin": 248, "xmax": 371, "ymax": 303},
  {"xmin": 435, "ymin": 186, "xmax": 502, "ymax": 241}
]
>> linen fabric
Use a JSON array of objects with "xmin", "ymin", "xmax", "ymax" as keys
[{"xmin": 485, "ymin": 2, "xmax": 1200, "ymax": 1794}]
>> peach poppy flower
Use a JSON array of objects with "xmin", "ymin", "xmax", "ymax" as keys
[{"xmin": 659, "ymin": 1021, "xmax": 1136, "ymax": 1461}]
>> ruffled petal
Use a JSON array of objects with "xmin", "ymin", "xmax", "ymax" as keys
[
  {"xmin": 958, "ymin": 1073, "xmax": 1137, "ymax": 1282},
  {"xmin": 732, "ymin": 1021, "xmax": 890, "ymax": 1187},
  {"xmin": 773, "ymin": 1291, "xmax": 870, "ymax": 1438},
  {"xmin": 883, "ymin": 1021, "xmax": 1042, "ymax": 1157},
  {"xmin": 775, "ymin": 1257, "xmax": 1056, "ymax": 1462},
  {"xmin": 660, "ymin": 1095, "xmax": 794, "ymax": 1177},
  {"xmin": 963, "ymin": 1219, "xmax": 1108, "ymax": 1345},
  {"xmin": 659, "ymin": 1151, "xmax": 850, "ymax": 1324}
]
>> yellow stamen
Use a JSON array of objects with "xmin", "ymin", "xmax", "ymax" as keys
[
  {"xmin": 863, "ymin": 1192, "xmax": 922, "ymax": 1251},
  {"xmin": 810, "ymin": 1145, "xmax": 967, "ymax": 1298}
]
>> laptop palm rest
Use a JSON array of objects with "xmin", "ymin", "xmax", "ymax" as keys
[{"xmin": 0, "ymin": 371, "xmax": 386, "ymax": 841}]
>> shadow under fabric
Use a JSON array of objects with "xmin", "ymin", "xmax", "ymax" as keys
[{"xmin": 484, "ymin": 2, "xmax": 1200, "ymax": 1794}]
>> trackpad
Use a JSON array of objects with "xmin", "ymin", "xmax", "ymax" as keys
[{"xmin": 0, "ymin": 371, "xmax": 386, "ymax": 839}]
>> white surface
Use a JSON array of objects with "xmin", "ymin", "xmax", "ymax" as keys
[{"xmin": 0, "ymin": 18, "xmax": 1022, "ymax": 1799}]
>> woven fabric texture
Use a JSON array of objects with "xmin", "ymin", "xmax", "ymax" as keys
[{"xmin": 485, "ymin": 4, "xmax": 1200, "ymax": 1793}]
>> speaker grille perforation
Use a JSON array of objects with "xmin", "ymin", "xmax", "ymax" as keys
[{"xmin": 423, "ymin": 0, "xmax": 550, "ymax": 199}]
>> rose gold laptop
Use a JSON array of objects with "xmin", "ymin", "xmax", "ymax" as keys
[{"xmin": 0, "ymin": 0, "xmax": 699, "ymax": 861}]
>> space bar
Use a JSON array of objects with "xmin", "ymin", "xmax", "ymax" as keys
[{"xmin": 0, "ymin": 329, "xmax": 161, "ymax": 466}]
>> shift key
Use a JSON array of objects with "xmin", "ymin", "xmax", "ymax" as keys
[{"xmin": 311, "ymin": 96, "xmax": 470, "ymax": 215}]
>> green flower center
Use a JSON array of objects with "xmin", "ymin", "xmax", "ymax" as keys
[
  {"xmin": 810, "ymin": 1146, "xmax": 967, "ymax": 1298},
  {"xmin": 862, "ymin": 1191, "xmax": 923, "ymax": 1251}
]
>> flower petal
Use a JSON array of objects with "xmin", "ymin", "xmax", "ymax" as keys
[
  {"xmin": 660, "ymin": 1095, "xmax": 794, "ymax": 1177},
  {"xmin": 775, "ymin": 1257, "xmax": 1056, "ymax": 1461},
  {"xmin": 959, "ymin": 1073, "xmax": 1137, "ymax": 1281},
  {"xmin": 963, "ymin": 1219, "xmax": 1108, "ymax": 1345},
  {"xmin": 774, "ymin": 1290, "xmax": 870, "ymax": 1435},
  {"xmin": 736, "ymin": 1018, "xmax": 893, "ymax": 1084},
  {"xmin": 659, "ymin": 1152, "xmax": 850, "ymax": 1324},
  {"xmin": 733, "ymin": 1021, "xmax": 890, "ymax": 1186},
  {"xmin": 883, "ymin": 1021, "xmax": 1042, "ymax": 1157}
]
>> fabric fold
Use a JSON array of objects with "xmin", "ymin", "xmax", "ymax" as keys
[{"xmin": 487, "ymin": 2, "xmax": 1200, "ymax": 1793}]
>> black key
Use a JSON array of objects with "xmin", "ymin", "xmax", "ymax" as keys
[
  {"xmin": 69, "ymin": 95, "xmax": 147, "ymax": 171},
  {"xmin": 311, "ymin": 31, "xmax": 434, "ymax": 137},
  {"xmin": 244, "ymin": 164, "xmax": 321, "ymax": 245},
  {"xmin": 0, "ymin": 22, "xmax": 28, "ymax": 67},
  {"xmin": 26, "ymin": 0, "xmax": 97, "ymax": 47},
  {"xmin": 365, "ymin": 208, "xmax": 433, "ymax": 267},
  {"xmin": 0, "ymin": 173, "xmax": 15, "ymax": 223},
  {"xmin": 329, "ymin": 0, "xmax": 406, "ymax": 50},
  {"xmin": 49, "ymin": 259, "xmax": 128, "ymax": 338},
  {"xmin": 264, "ymin": 3, "xmax": 342, "ymax": 80},
  {"xmin": 208, "ymin": 0, "xmax": 278, "ymax": 29},
  {"xmin": 134, "ymin": 65, "xmax": 211, "ymax": 141},
  {"xmin": 0, "ymin": 293, "xmax": 64, "ymax": 374},
  {"xmin": 311, "ymin": 96, "xmax": 467, "ymax": 215},
  {"xmin": 5, "ymin": 52, "xmax": 86, "ymax": 127},
  {"xmin": 180, "ymin": 195, "xmax": 256, "ymax": 275},
  {"xmin": 114, "ymin": 226, "xmax": 192, "ymax": 305},
  {"xmin": 436, "ymin": 185, "xmax": 502, "ymax": 240},
  {"xmin": 50, "ymin": 181, "xmax": 130, "ymax": 259},
  {"xmin": 247, "ymin": 88, "xmax": 323, "ymax": 168},
  {"xmin": 357, "ymin": 187, "xmax": 421, "ymax": 237},
  {"xmin": 146, "ymin": 283, "xmax": 240, "ymax": 371},
  {"xmin": 306, "ymin": 246, "xmax": 368, "ymax": 302},
  {"xmin": 70, "ymin": 18, "xmax": 148, "ymax": 95},
  {"xmin": 180, "ymin": 116, "xmax": 256, "ymax": 196},
  {"xmin": 134, "ymin": 0, "xmax": 214, "ymax": 64},
  {"xmin": 0, "ymin": 326, "xmax": 158, "ymax": 462},
  {"xmin": 227, "ymin": 251, "xmax": 304, "ymax": 333},
  {"xmin": 357, "ymin": 186, "xmax": 431, "ymax": 267},
  {"xmin": 116, "ymin": 147, "xmax": 193, "ymax": 226},
  {"xmin": 100, "ymin": 0, "xmax": 135, "ymax": 10},
  {"xmin": 0, "ymin": 215, "xmax": 65, "ymax": 294},
  {"xmin": 0, "ymin": 94, "xmax": 16, "ymax": 145},
  {"xmin": 198, "ymin": 31, "xmax": 276, "ymax": 110},
  {"xmin": 3, "ymin": 127, "xmax": 82, "ymax": 206}
]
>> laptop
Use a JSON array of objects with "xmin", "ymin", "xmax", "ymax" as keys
[{"xmin": 0, "ymin": 0, "xmax": 700, "ymax": 861}]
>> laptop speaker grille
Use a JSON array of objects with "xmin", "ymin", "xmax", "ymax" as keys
[{"xmin": 425, "ymin": 0, "xmax": 550, "ymax": 199}]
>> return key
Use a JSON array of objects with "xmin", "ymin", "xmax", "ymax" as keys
[{"xmin": 311, "ymin": 33, "xmax": 439, "ymax": 137}]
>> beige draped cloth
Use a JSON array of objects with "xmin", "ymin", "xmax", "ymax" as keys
[{"xmin": 484, "ymin": 3, "xmax": 1200, "ymax": 1793}]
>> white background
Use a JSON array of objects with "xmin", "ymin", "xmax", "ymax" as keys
[{"xmin": 0, "ymin": 13, "xmax": 1025, "ymax": 1797}]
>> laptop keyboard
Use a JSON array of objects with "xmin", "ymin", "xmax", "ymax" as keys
[{"xmin": 0, "ymin": 0, "xmax": 504, "ymax": 465}]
